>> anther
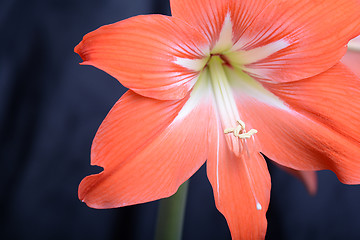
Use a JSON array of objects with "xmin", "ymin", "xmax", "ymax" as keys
[{"xmin": 224, "ymin": 120, "xmax": 257, "ymax": 139}]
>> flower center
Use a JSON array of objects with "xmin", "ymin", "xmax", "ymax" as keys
[{"xmin": 207, "ymin": 55, "xmax": 256, "ymax": 157}]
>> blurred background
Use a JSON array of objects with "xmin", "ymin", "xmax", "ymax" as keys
[{"xmin": 1, "ymin": 0, "xmax": 360, "ymax": 239}]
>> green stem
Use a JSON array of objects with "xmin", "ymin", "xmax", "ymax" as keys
[{"xmin": 154, "ymin": 180, "xmax": 189, "ymax": 240}]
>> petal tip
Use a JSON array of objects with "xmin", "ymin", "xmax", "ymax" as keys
[
  {"xmin": 79, "ymin": 61, "xmax": 91, "ymax": 66},
  {"xmin": 74, "ymin": 41, "xmax": 83, "ymax": 55},
  {"xmin": 74, "ymin": 41, "xmax": 90, "ymax": 65}
]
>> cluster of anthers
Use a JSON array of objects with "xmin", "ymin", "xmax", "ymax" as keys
[{"xmin": 224, "ymin": 120, "xmax": 258, "ymax": 139}]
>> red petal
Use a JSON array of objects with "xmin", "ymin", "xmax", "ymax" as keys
[
  {"xmin": 171, "ymin": 0, "xmax": 360, "ymax": 82},
  {"xmin": 276, "ymin": 164, "xmax": 317, "ymax": 195},
  {"xmin": 75, "ymin": 15, "xmax": 209, "ymax": 100},
  {"xmin": 79, "ymin": 90, "xmax": 213, "ymax": 208},
  {"xmin": 238, "ymin": 0, "xmax": 360, "ymax": 82},
  {"xmin": 235, "ymin": 64, "xmax": 360, "ymax": 184},
  {"xmin": 170, "ymin": 0, "xmax": 230, "ymax": 47},
  {"xmin": 207, "ymin": 117, "xmax": 271, "ymax": 239},
  {"xmin": 265, "ymin": 63, "xmax": 360, "ymax": 151}
]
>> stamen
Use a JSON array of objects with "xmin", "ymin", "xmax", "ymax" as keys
[{"xmin": 224, "ymin": 120, "xmax": 258, "ymax": 139}]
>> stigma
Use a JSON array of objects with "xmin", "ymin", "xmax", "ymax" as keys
[{"xmin": 224, "ymin": 120, "xmax": 258, "ymax": 139}]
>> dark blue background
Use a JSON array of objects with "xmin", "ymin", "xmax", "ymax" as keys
[{"xmin": 1, "ymin": 0, "xmax": 360, "ymax": 239}]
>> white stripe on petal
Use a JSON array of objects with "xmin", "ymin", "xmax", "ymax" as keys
[
  {"xmin": 225, "ymin": 67, "xmax": 289, "ymax": 110},
  {"xmin": 174, "ymin": 68, "xmax": 211, "ymax": 121},
  {"xmin": 211, "ymin": 13, "xmax": 234, "ymax": 54},
  {"xmin": 173, "ymin": 57, "xmax": 209, "ymax": 71},
  {"xmin": 228, "ymin": 39, "xmax": 290, "ymax": 65}
]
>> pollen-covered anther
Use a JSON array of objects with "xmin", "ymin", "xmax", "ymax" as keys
[{"xmin": 224, "ymin": 120, "xmax": 258, "ymax": 139}]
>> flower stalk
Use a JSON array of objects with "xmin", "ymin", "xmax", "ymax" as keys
[{"xmin": 154, "ymin": 180, "xmax": 189, "ymax": 240}]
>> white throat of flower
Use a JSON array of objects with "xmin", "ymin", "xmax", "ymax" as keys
[
  {"xmin": 175, "ymin": 11, "xmax": 290, "ymax": 152},
  {"xmin": 207, "ymin": 55, "xmax": 257, "ymax": 156}
]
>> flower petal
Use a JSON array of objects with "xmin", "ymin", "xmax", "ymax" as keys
[
  {"xmin": 235, "ymin": 63, "xmax": 360, "ymax": 184},
  {"xmin": 170, "ymin": 0, "xmax": 230, "ymax": 48},
  {"xmin": 235, "ymin": 0, "xmax": 360, "ymax": 82},
  {"xmin": 171, "ymin": 0, "xmax": 360, "ymax": 82},
  {"xmin": 265, "ymin": 63, "xmax": 360, "ymax": 149},
  {"xmin": 342, "ymin": 37, "xmax": 360, "ymax": 77},
  {"xmin": 207, "ymin": 117, "xmax": 271, "ymax": 239},
  {"xmin": 79, "ymin": 88, "xmax": 213, "ymax": 208},
  {"xmin": 75, "ymin": 15, "xmax": 209, "ymax": 100},
  {"xmin": 276, "ymin": 164, "xmax": 317, "ymax": 195},
  {"xmin": 342, "ymin": 51, "xmax": 360, "ymax": 77}
]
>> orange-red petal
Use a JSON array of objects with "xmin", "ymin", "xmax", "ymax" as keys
[
  {"xmin": 75, "ymin": 15, "xmax": 209, "ymax": 100},
  {"xmin": 235, "ymin": 63, "xmax": 360, "ymax": 184},
  {"xmin": 171, "ymin": 0, "xmax": 360, "ymax": 82},
  {"xmin": 207, "ymin": 117, "xmax": 271, "ymax": 239},
  {"xmin": 79, "ymin": 90, "xmax": 213, "ymax": 208},
  {"xmin": 265, "ymin": 63, "xmax": 360, "ymax": 150},
  {"xmin": 276, "ymin": 164, "xmax": 317, "ymax": 195},
  {"xmin": 170, "ymin": 0, "xmax": 230, "ymax": 47},
  {"xmin": 342, "ymin": 36, "xmax": 360, "ymax": 77},
  {"xmin": 238, "ymin": 0, "xmax": 360, "ymax": 82}
]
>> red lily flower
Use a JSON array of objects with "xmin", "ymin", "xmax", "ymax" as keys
[{"xmin": 75, "ymin": 0, "xmax": 360, "ymax": 239}]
